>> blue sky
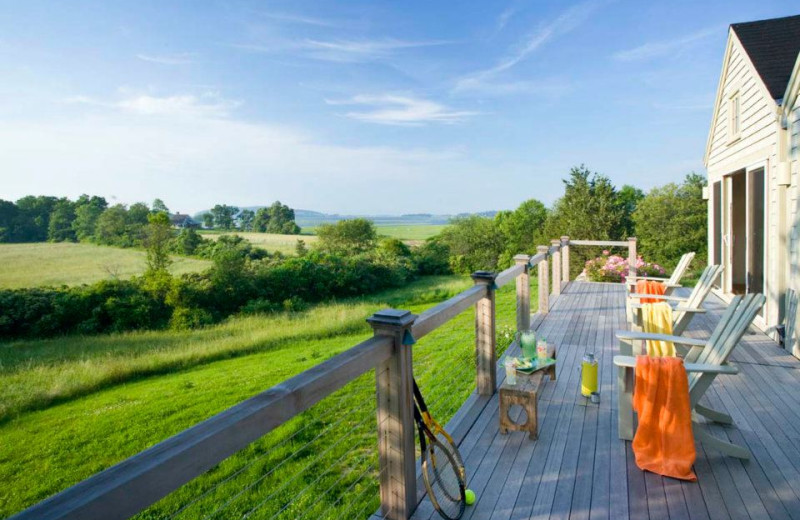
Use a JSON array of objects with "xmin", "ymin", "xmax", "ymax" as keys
[{"xmin": 1, "ymin": 0, "xmax": 797, "ymax": 215}]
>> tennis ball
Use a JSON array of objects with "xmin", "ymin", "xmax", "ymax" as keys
[{"xmin": 465, "ymin": 489, "xmax": 476, "ymax": 505}]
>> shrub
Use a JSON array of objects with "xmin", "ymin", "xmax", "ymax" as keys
[{"xmin": 583, "ymin": 251, "xmax": 665, "ymax": 283}]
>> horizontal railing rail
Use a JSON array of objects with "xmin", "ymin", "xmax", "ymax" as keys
[{"xmin": 13, "ymin": 234, "xmax": 636, "ymax": 520}]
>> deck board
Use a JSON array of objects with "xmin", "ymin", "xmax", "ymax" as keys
[{"xmin": 399, "ymin": 281, "xmax": 800, "ymax": 520}]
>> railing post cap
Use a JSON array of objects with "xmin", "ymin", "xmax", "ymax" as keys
[
  {"xmin": 627, "ymin": 237, "xmax": 637, "ymax": 242},
  {"xmin": 367, "ymin": 308, "xmax": 416, "ymax": 328},
  {"xmin": 561, "ymin": 235, "xmax": 570, "ymax": 240},
  {"xmin": 536, "ymin": 245, "xmax": 549, "ymax": 254},
  {"xmin": 513, "ymin": 254, "xmax": 531, "ymax": 263},
  {"xmin": 550, "ymin": 238, "xmax": 561, "ymax": 245},
  {"xmin": 471, "ymin": 270, "xmax": 497, "ymax": 283}
]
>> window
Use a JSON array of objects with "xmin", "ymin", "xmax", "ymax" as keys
[{"xmin": 728, "ymin": 92, "xmax": 741, "ymax": 141}]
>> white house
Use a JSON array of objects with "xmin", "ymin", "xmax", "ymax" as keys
[{"xmin": 704, "ymin": 14, "xmax": 800, "ymax": 347}]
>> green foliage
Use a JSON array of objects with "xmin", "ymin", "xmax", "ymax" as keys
[
  {"xmin": 72, "ymin": 195, "xmax": 108, "ymax": 240},
  {"xmin": 47, "ymin": 199, "xmax": 77, "ymax": 242},
  {"xmin": 410, "ymin": 239, "xmax": 451, "ymax": 275},
  {"xmin": 237, "ymin": 209, "xmax": 255, "ymax": 231},
  {"xmin": 495, "ymin": 198, "xmax": 548, "ymax": 267},
  {"xmin": 295, "ymin": 239, "xmax": 308, "ymax": 257},
  {"xmin": 316, "ymin": 218, "xmax": 378, "ymax": 255},
  {"xmin": 10, "ymin": 195, "xmax": 58, "ymax": 242},
  {"xmin": 151, "ymin": 198, "xmax": 169, "ymax": 214},
  {"xmin": 618, "ymin": 184, "xmax": 644, "ymax": 238},
  {"xmin": 633, "ymin": 173, "xmax": 707, "ymax": 269},
  {"xmin": 439, "ymin": 215, "xmax": 505, "ymax": 274},
  {"xmin": 253, "ymin": 201, "xmax": 301, "ymax": 234},
  {"xmin": 210, "ymin": 204, "xmax": 239, "ymax": 230},
  {"xmin": 143, "ymin": 212, "xmax": 173, "ymax": 274},
  {"xmin": 202, "ymin": 212, "xmax": 214, "ymax": 229},
  {"xmin": 173, "ymin": 228, "xmax": 203, "ymax": 256},
  {"xmin": 379, "ymin": 238, "xmax": 411, "ymax": 257}
]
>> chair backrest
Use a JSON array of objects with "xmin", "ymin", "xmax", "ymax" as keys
[
  {"xmin": 785, "ymin": 288, "xmax": 798, "ymax": 353},
  {"xmin": 672, "ymin": 264, "xmax": 724, "ymax": 335},
  {"xmin": 668, "ymin": 252, "xmax": 696, "ymax": 285},
  {"xmin": 688, "ymin": 293, "xmax": 766, "ymax": 390}
]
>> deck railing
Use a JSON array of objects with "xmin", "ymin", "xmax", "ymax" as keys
[{"xmin": 12, "ymin": 236, "xmax": 636, "ymax": 520}]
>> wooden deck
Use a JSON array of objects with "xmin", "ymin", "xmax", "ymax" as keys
[{"xmin": 409, "ymin": 281, "xmax": 800, "ymax": 520}]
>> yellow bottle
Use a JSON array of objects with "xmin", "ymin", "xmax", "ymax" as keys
[{"xmin": 581, "ymin": 353, "xmax": 598, "ymax": 397}]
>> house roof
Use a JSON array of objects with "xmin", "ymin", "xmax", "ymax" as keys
[{"xmin": 731, "ymin": 14, "xmax": 800, "ymax": 101}]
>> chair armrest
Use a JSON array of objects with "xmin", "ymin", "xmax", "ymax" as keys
[
  {"xmin": 615, "ymin": 330, "xmax": 707, "ymax": 346},
  {"xmin": 613, "ymin": 356, "xmax": 739, "ymax": 375},
  {"xmin": 626, "ymin": 276, "xmax": 670, "ymax": 283},
  {"xmin": 627, "ymin": 293, "xmax": 688, "ymax": 302}
]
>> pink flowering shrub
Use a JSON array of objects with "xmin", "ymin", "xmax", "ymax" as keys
[{"xmin": 583, "ymin": 251, "xmax": 665, "ymax": 283}]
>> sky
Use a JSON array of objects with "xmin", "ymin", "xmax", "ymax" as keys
[{"xmin": 1, "ymin": 0, "xmax": 798, "ymax": 215}]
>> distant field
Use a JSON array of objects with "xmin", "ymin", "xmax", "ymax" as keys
[
  {"xmin": 0, "ymin": 243, "xmax": 211, "ymax": 289},
  {"xmin": 200, "ymin": 232, "xmax": 317, "ymax": 255}
]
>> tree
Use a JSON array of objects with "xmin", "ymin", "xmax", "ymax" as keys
[
  {"xmin": 72, "ymin": 195, "xmax": 108, "ymax": 240},
  {"xmin": 253, "ymin": 208, "xmax": 270, "ymax": 232},
  {"xmin": 174, "ymin": 227, "xmax": 203, "ymax": 256},
  {"xmin": 238, "ymin": 209, "xmax": 255, "ymax": 231},
  {"xmin": 127, "ymin": 202, "xmax": 151, "ymax": 226},
  {"xmin": 152, "ymin": 198, "xmax": 169, "ymax": 214},
  {"xmin": 0, "ymin": 200, "xmax": 17, "ymax": 242},
  {"xmin": 618, "ymin": 184, "xmax": 644, "ymax": 238},
  {"xmin": 143, "ymin": 212, "xmax": 173, "ymax": 273},
  {"xmin": 634, "ymin": 173, "xmax": 707, "ymax": 269},
  {"xmin": 47, "ymin": 198, "xmax": 77, "ymax": 242},
  {"xmin": 495, "ymin": 198, "xmax": 548, "ymax": 267},
  {"xmin": 439, "ymin": 215, "xmax": 505, "ymax": 274},
  {"xmin": 295, "ymin": 239, "xmax": 308, "ymax": 256},
  {"xmin": 94, "ymin": 205, "xmax": 130, "ymax": 245},
  {"xmin": 211, "ymin": 204, "xmax": 239, "ymax": 230},
  {"xmin": 316, "ymin": 218, "xmax": 377, "ymax": 255},
  {"xmin": 202, "ymin": 213, "xmax": 214, "ymax": 229},
  {"xmin": 14, "ymin": 195, "xmax": 58, "ymax": 241},
  {"xmin": 253, "ymin": 202, "xmax": 300, "ymax": 234}
]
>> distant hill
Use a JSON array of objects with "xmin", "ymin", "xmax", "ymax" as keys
[{"xmin": 194, "ymin": 207, "xmax": 497, "ymax": 228}]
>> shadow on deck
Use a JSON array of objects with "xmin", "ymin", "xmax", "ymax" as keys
[{"xmin": 410, "ymin": 281, "xmax": 800, "ymax": 520}]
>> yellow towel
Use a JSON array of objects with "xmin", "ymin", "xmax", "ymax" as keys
[{"xmin": 642, "ymin": 302, "xmax": 675, "ymax": 357}]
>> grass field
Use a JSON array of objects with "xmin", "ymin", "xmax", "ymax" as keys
[
  {"xmin": 200, "ymin": 231, "xmax": 318, "ymax": 255},
  {"xmin": 0, "ymin": 275, "xmax": 535, "ymax": 519},
  {"xmin": 0, "ymin": 243, "xmax": 211, "ymax": 289},
  {"xmin": 374, "ymin": 224, "xmax": 446, "ymax": 241}
]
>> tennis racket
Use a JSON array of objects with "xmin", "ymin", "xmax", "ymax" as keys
[{"xmin": 413, "ymin": 379, "xmax": 467, "ymax": 520}]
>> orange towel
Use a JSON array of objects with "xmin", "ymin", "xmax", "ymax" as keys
[
  {"xmin": 636, "ymin": 280, "xmax": 666, "ymax": 303},
  {"xmin": 633, "ymin": 355, "xmax": 697, "ymax": 481}
]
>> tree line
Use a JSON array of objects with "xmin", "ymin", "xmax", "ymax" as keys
[
  {"xmin": 0, "ymin": 196, "xmax": 302, "ymax": 245},
  {"xmin": 435, "ymin": 165, "xmax": 707, "ymax": 275}
]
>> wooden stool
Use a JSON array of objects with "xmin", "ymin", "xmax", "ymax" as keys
[{"xmin": 499, "ymin": 354, "xmax": 556, "ymax": 439}]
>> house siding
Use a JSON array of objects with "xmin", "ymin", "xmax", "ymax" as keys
[{"xmin": 706, "ymin": 34, "xmax": 781, "ymax": 329}]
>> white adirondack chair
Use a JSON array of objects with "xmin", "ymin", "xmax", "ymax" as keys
[
  {"xmin": 626, "ymin": 265, "xmax": 723, "ymax": 335},
  {"xmin": 614, "ymin": 293, "xmax": 766, "ymax": 460},
  {"xmin": 625, "ymin": 251, "xmax": 695, "ymax": 296}
]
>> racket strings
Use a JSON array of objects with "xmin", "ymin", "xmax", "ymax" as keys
[{"xmin": 423, "ymin": 440, "xmax": 465, "ymax": 520}]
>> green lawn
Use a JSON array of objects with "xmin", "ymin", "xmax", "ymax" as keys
[
  {"xmin": 0, "ymin": 275, "xmax": 534, "ymax": 519},
  {"xmin": 199, "ymin": 231, "xmax": 317, "ymax": 255},
  {"xmin": 0, "ymin": 243, "xmax": 210, "ymax": 289}
]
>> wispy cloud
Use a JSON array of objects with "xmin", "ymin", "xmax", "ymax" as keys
[
  {"xmin": 612, "ymin": 27, "xmax": 719, "ymax": 62},
  {"xmin": 231, "ymin": 38, "xmax": 453, "ymax": 63},
  {"xmin": 496, "ymin": 7, "xmax": 516, "ymax": 32},
  {"xmin": 136, "ymin": 53, "xmax": 196, "ymax": 65},
  {"xmin": 327, "ymin": 94, "xmax": 478, "ymax": 125},
  {"xmin": 65, "ymin": 92, "xmax": 240, "ymax": 118},
  {"xmin": 456, "ymin": 1, "xmax": 599, "ymax": 93}
]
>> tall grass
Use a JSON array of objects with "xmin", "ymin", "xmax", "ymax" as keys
[{"xmin": 0, "ymin": 274, "xmax": 530, "ymax": 519}]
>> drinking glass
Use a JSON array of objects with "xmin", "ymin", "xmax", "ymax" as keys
[
  {"xmin": 504, "ymin": 358, "xmax": 517, "ymax": 385},
  {"xmin": 520, "ymin": 330, "xmax": 537, "ymax": 360}
]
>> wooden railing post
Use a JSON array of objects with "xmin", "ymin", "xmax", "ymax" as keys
[
  {"xmin": 628, "ymin": 237, "xmax": 637, "ymax": 279},
  {"xmin": 471, "ymin": 271, "xmax": 497, "ymax": 396},
  {"xmin": 537, "ymin": 246, "xmax": 549, "ymax": 315},
  {"xmin": 561, "ymin": 236, "xmax": 570, "ymax": 283},
  {"xmin": 368, "ymin": 309, "xmax": 417, "ymax": 520},
  {"xmin": 514, "ymin": 255, "xmax": 531, "ymax": 332},
  {"xmin": 551, "ymin": 239, "xmax": 562, "ymax": 296}
]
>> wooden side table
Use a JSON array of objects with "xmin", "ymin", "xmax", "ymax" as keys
[{"xmin": 499, "ymin": 353, "xmax": 556, "ymax": 439}]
